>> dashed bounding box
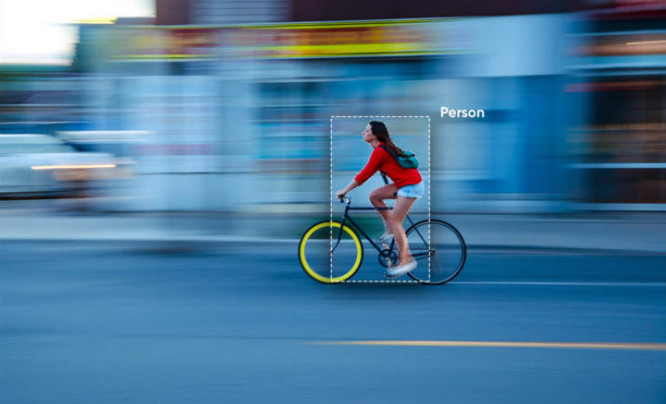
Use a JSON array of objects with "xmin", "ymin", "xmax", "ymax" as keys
[{"xmin": 330, "ymin": 115, "xmax": 431, "ymax": 284}]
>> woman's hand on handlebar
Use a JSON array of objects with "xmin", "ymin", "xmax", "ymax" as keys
[{"xmin": 336, "ymin": 180, "xmax": 358, "ymax": 202}]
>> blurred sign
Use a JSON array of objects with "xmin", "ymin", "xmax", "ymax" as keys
[
  {"xmin": 233, "ymin": 21, "xmax": 438, "ymax": 58},
  {"xmin": 112, "ymin": 20, "xmax": 454, "ymax": 60},
  {"xmin": 113, "ymin": 28, "xmax": 222, "ymax": 60}
]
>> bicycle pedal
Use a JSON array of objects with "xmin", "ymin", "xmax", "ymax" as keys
[{"xmin": 383, "ymin": 271, "xmax": 400, "ymax": 280}]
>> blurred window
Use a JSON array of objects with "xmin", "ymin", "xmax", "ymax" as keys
[
  {"xmin": 570, "ymin": 75, "xmax": 666, "ymax": 204},
  {"xmin": 588, "ymin": 76, "xmax": 665, "ymax": 164},
  {"xmin": 0, "ymin": 136, "xmax": 76, "ymax": 155}
]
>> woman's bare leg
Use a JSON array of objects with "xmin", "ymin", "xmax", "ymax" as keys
[
  {"xmin": 369, "ymin": 184, "xmax": 398, "ymax": 234},
  {"xmin": 389, "ymin": 196, "xmax": 417, "ymax": 264}
]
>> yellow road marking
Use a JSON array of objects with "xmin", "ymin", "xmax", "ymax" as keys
[{"xmin": 313, "ymin": 341, "xmax": 666, "ymax": 351}]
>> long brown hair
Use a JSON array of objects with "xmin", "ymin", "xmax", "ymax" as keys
[{"xmin": 369, "ymin": 121, "xmax": 406, "ymax": 157}]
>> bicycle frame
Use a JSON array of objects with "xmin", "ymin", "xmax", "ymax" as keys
[{"xmin": 332, "ymin": 197, "xmax": 432, "ymax": 260}]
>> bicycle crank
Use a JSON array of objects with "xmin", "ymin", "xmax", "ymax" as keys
[{"xmin": 378, "ymin": 248, "xmax": 398, "ymax": 268}]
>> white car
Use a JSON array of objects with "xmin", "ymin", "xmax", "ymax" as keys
[{"xmin": 0, "ymin": 134, "xmax": 131, "ymax": 197}]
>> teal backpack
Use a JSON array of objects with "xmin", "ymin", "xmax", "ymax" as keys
[{"xmin": 380, "ymin": 145, "xmax": 419, "ymax": 169}]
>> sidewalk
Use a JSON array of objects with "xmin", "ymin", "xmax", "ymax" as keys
[{"xmin": 1, "ymin": 207, "xmax": 664, "ymax": 253}]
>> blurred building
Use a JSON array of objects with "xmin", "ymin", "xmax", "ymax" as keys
[
  {"xmin": 567, "ymin": 2, "xmax": 666, "ymax": 210},
  {"xmin": 2, "ymin": 1, "xmax": 664, "ymax": 212},
  {"xmin": 156, "ymin": 0, "xmax": 288, "ymax": 25},
  {"xmin": 0, "ymin": 65, "xmax": 87, "ymax": 135},
  {"xmin": 75, "ymin": 14, "xmax": 574, "ymax": 213}
]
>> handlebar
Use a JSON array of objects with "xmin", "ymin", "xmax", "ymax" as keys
[{"xmin": 338, "ymin": 196, "xmax": 351, "ymax": 205}]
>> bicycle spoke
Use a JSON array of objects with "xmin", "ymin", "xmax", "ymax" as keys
[
  {"xmin": 406, "ymin": 220, "xmax": 466, "ymax": 285},
  {"xmin": 299, "ymin": 221, "xmax": 363, "ymax": 283}
]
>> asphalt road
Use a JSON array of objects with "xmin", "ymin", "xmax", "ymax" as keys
[{"xmin": 2, "ymin": 241, "xmax": 665, "ymax": 404}]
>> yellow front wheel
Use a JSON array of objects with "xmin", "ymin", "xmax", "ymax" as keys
[{"xmin": 298, "ymin": 221, "xmax": 363, "ymax": 284}]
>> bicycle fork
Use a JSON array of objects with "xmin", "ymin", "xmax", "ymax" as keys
[{"xmin": 330, "ymin": 203, "xmax": 352, "ymax": 254}]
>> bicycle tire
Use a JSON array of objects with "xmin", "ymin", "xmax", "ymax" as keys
[
  {"xmin": 298, "ymin": 220, "xmax": 363, "ymax": 284},
  {"xmin": 405, "ymin": 219, "xmax": 467, "ymax": 285}
]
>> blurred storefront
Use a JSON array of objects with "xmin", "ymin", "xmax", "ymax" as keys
[
  {"xmin": 33, "ymin": 4, "xmax": 662, "ymax": 213},
  {"xmin": 231, "ymin": 20, "xmax": 446, "ymax": 213},
  {"xmin": 74, "ymin": 15, "xmax": 577, "ymax": 213},
  {"xmin": 0, "ymin": 66, "xmax": 88, "ymax": 135},
  {"xmin": 83, "ymin": 19, "xmax": 448, "ymax": 212},
  {"xmin": 567, "ymin": 2, "xmax": 666, "ymax": 210}
]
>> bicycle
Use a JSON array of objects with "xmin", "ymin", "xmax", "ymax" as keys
[{"xmin": 298, "ymin": 196, "xmax": 467, "ymax": 285}]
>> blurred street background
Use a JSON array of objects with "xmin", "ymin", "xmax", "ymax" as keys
[
  {"xmin": 2, "ymin": 0, "xmax": 665, "ymax": 215},
  {"xmin": 1, "ymin": 0, "xmax": 665, "ymax": 403}
]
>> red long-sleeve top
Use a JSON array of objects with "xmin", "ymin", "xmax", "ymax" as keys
[{"xmin": 354, "ymin": 143, "xmax": 422, "ymax": 188}]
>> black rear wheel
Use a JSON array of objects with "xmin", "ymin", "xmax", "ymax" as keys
[{"xmin": 405, "ymin": 219, "xmax": 466, "ymax": 285}]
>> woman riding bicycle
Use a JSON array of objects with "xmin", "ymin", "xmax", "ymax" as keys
[{"xmin": 336, "ymin": 121, "xmax": 424, "ymax": 277}]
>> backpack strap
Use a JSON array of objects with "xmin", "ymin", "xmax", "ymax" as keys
[
  {"xmin": 379, "ymin": 144, "xmax": 399, "ymax": 159},
  {"xmin": 380, "ymin": 144, "xmax": 418, "ymax": 169}
]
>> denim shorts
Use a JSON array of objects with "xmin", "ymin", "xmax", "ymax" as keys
[{"xmin": 397, "ymin": 182, "xmax": 424, "ymax": 199}]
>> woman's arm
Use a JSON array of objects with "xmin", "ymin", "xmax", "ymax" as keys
[
  {"xmin": 354, "ymin": 147, "xmax": 385, "ymax": 186},
  {"xmin": 336, "ymin": 180, "xmax": 359, "ymax": 200},
  {"xmin": 336, "ymin": 147, "xmax": 386, "ymax": 200}
]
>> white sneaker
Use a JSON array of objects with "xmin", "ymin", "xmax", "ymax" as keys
[
  {"xmin": 386, "ymin": 260, "xmax": 417, "ymax": 277},
  {"xmin": 377, "ymin": 233, "xmax": 394, "ymax": 247}
]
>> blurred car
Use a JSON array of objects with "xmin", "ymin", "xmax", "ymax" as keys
[{"xmin": 0, "ymin": 134, "xmax": 133, "ymax": 198}]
